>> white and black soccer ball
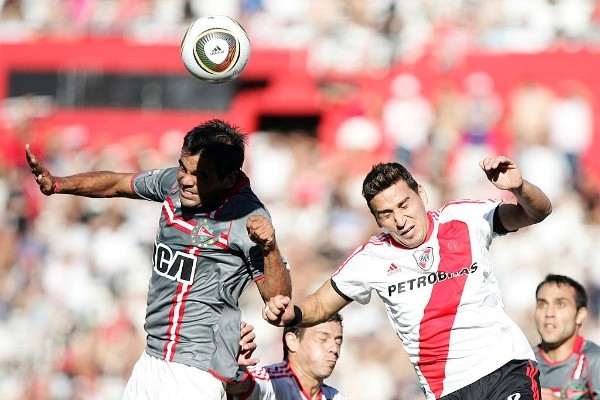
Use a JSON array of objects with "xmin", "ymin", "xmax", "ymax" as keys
[{"xmin": 181, "ymin": 15, "xmax": 251, "ymax": 84}]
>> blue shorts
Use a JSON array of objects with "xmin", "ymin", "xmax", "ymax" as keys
[{"xmin": 440, "ymin": 359, "xmax": 540, "ymax": 400}]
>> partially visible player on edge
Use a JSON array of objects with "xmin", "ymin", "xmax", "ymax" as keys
[
  {"xmin": 262, "ymin": 155, "xmax": 552, "ymax": 399},
  {"xmin": 25, "ymin": 119, "xmax": 292, "ymax": 400},
  {"xmin": 534, "ymin": 274, "xmax": 600, "ymax": 400},
  {"xmin": 227, "ymin": 313, "xmax": 346, "ymax": 400}
]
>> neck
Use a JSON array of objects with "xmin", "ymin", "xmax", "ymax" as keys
[
  {"xmin": 287, "ymin": 360, "xmax": 323, "ymax": 400},
  {"xmin": 541, "ymin": 334, "xmax": 582, "ymax": 362}
]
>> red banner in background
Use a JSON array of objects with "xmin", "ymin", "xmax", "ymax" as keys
[{"xmin": 1, "ymin": 37, "xmax": 600, "ymax": 183}]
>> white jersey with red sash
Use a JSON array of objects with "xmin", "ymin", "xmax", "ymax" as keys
[
  {"xmin": 534, "ymin": 335, "xmax": 600, "ymax": 399},
  {"xmin": 131, "ymin": 167, "xmax": 285, "ymax": 383},
  {"xmin": 229, "ymin": 361, "xmax": 346, "ymax": 400},
  {"xmin": 331, "ymin": 199, "xmax": 535, "ymax": 399}
]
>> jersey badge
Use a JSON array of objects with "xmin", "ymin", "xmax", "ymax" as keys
[
  {"xmin": 413, "ymin": 247, "xmax": 434, "ymax": 270},
  {"xmin": 562, "ymin": 384, "xmax": 589, "ymax": 400},
  {"xmin": 191, "ymin": 220, "xmax": 217, "ymax": 247}
]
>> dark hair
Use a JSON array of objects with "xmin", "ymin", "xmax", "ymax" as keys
[
  {"xmin": 535, "ymin": 274, "xmax": 588, "ymax": 310},
  {"xmin": 362, "ymin": 162, "xmax": 419, "ymax": 205},
  {"xmin": 282, "ymin": 313, "xmax": 343, "ymax": 360},
  {"xmin": 182, "ymin": 119, "xmax": 247, "ymax": 179}
]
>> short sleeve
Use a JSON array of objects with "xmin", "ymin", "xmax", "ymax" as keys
[
  {"xmin": 331, "ymin": 247, "xmax": 373, "ymax": 305},
  {"xmin": 131, "ymin": 167, "xmax": 178, "ymax": 202}
]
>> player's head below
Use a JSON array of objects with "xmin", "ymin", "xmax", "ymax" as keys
[
  {"xmin": 362, "ymin": 162, "xmax": 429, "ymax": 249},
  {"xmin": 182, "ymin": 119, "xmax": 246, "ymax": 180},
  {"xmin": 535, "ymin": 274, "xmax": 588, "ymax": 349},
  {"xmin": 282, "ymin": 313, "xmax": 343, "ymax": 381},
  {"xmin": 536, "ymin": 274, "xmax": 588, "ymax": 312}
]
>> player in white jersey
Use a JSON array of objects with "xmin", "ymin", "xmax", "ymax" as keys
[
  {"xmin": 25, "ymin": 119, "xmax": 292, "ymax": 400},
  {"xmin": 533, "ymin": 274, "xmax": 600, "ymax": 399},
  {"xmin": 262, "ymin": 156, "xmax": 552, "ymax": 399},
  {"xmin": 227, "ymin": 313, "xmax": 345, "ymax": 400}
]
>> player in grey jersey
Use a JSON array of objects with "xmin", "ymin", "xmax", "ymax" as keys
[
  {"xmin": 534, "ymin": 274, "xmax": 600, "ymax": 400},
  {"xmin": 25, "ymin": 119, "xmax": 292, "ymax": 400}
]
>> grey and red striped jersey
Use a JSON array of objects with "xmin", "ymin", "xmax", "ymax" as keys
[
  {"xmin": 534, "ymin": 336, "xmax": 600, "ymax": 399},
  {"xmin": 331, "ymin": 199, "xmax": 535, "ymax": 399},
  {"xmin": 131, "ymin": 167, "xmax": 282, "ymax": 382}
]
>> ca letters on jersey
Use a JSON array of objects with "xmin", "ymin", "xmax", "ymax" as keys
[{"xmin": 153, "ymin": 243, "xmax": 197, "ymax": 284}]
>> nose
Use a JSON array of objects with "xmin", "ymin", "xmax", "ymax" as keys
[
  {"xmin": 328, "ymin": 341, "xmax": 340, "ymax": 357},
  {"xmin": 544, "ymin": 304, "xmax": 556, "ymax": 317},
  {"xmin": 179, "ymin": 171, "xmax": 195, "ymax": 187},
  {"xmin": 394, "ymin": 211, "xmax": 406, "ymax": 229}
]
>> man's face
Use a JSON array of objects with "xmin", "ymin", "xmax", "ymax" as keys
[
  {"xmin": 535, "ymin": 282, "xmax": 584, "ymax": 350},
  {"xmin": 291, "ymin": 321, "xmax": 343, "ymax": 381},
  {"xmin": 369, "ymin": 180, "xmax": 429, "ymax": 248},
  {"xmin": 177, "ymin": 152, "xmax": 233, "ymax": 209}
]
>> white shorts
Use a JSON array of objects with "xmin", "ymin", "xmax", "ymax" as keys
[{"xmin": 121, "ymin": 351, "xmax": 226, "ymax": 400}]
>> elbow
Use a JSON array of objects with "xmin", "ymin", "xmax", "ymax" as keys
[
  {"xmin": 532, "ymin": 201, "xmax": 552, "ymax": 224},
  {"xmin": 539, "ymin": 200, "xmax": 553, "ymax": 222}
]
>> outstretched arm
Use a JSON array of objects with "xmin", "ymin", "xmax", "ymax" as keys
[
  {"xmin": 247, "ymin": 215, "xmax": 292, "ymax": 301},
  {"xmin": 479, "ymin": 155, "xmax": 552, "ymax": 231},
  {"xmin": 263, "ymin": 279, "xmax": 350, "ymax": 328},
  {"xmin": 26, "ymin": 144, "xmax": 138, "ymax": 198}
]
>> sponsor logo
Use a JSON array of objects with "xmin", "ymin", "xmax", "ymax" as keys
[
  {"xmin": 210, "ymin": 45, "xmax": 224, "ymax": 55},
  {"xmin": 507, "ymin": 394, "xmax": 521, "ymax": 400},
  {"xmin": 387, "ymin": 263, "xmax": 478, "ymax": 297},
  {"xmin": 387, "ymin": 263, "xmax": 400, "ymax": 276}
]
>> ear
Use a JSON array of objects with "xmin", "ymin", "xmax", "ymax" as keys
[
  {"xmin": 575, "ymin": 307, "xmax": 588, "ymax": 326},
  {"xmin": 223, "ymin": 170, "xmax": 239, "ymax": 189},
  {"xmin": 418, "ymin": 184, "xmax": 428, "ymax": 206},
  {"xmin": 285, "ymin": 332, "xmax": 300, "ymax": 354}
]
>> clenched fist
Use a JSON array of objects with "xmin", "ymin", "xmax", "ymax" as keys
[{"xmin": 246, "ymin": 215, "xmax": 277, "ymax": 253}]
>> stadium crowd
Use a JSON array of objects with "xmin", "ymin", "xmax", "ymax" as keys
[{"xmin": 2, "ymin": 0, "xmax": 600, "ymax": 399}]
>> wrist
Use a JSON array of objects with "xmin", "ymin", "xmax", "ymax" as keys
[
  {"xmin": 52, "ymin": 176, "xmax": 60, "ymax": 194},
  {"xmin": 284, "ymin": 306, "xmax": 303, "ymax": 327}
]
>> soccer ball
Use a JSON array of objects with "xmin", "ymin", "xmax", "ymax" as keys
[{"xmin": 180, "ymin": 15, "xmax": 251, "ymax": 84}]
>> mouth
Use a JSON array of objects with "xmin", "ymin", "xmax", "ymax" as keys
[
  {"xmin": 179, "ymin": 187, "xmax": 198, "ymax": 200},
  {"xmin": 399, "ymin": 226, "xmax": 414, "ymax": 237}
]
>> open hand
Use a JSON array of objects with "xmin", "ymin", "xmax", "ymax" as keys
[
  {"xmin": 237, "ymin": 321, "xmax": 259, "ymax": 367},
  {"xmin": 479, "ymin": 155, "xmax": 523, "ymax": 191},
  {"xmin": 25, "ymin": 144, "xmax": 56, "ymax": 195}
]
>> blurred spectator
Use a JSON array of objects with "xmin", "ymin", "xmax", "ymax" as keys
[
  {"xmin": 547, "ymin": 80, "xmax": 594, "ymax": 190},
  {"xmin": 508, "ymin": 77, "xmax": 554, "ymax": 149},
  {"xmin": 382, "ymin": 73, "xmax": 434, "ymax": 169}
]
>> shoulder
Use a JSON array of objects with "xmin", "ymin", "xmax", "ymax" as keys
[
  {"xmin": 583, "ymin": 339, "xmax": 600, "ymax": 361},
  {"xmin": 334, "ymin": 234, "xmax": 397, "ymax": 269},
  {"xmin": 435, "ymin": 199, "xmax": 500, "ymax": 218},
  {"xmin": 248, "ymin": 362, "xmax": 293, "ymax": 381},
  {"xmin": 322, "ymin": 383, "xmax": 346, "ymax": 399},
  {"xmin": 227, "ymin": 188, "xmax": 269, "ymax": 219}
]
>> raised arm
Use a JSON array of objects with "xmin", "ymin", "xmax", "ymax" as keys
[
  {"xmin": 263, "ymin": 279, "xmax": 350, "ymax": 328},
  {"xmin": 479, "ymin": 155, "xmax": 552, "ymax": 231},
  {"xmin": 26, "ymin": 144, "xmax": 138, "ymax": 198},
  {"xmin": 246, "ymin": 215, "xmax": 292, "ymax": 301}
]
